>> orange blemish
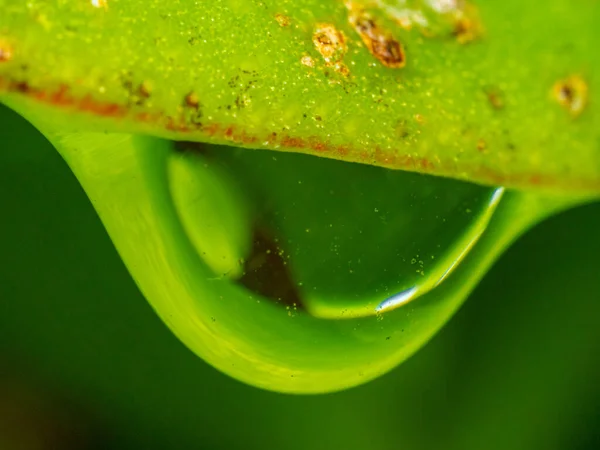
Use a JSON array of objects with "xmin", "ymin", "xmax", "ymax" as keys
[
  {"xmin": 552, "ymin": 75, "xmax": 588, "ymax": 118},
  {"xmin": 165, "ymin": 116, "xmax": 193, "ymax": 132},
  {"xmin": 79, "ymin": 95, "xmax": 126, "ymax": 117},
  {"xmin": 484, "ymin": 86, "xmax": 505, "ymax": 110},
  {"xmin": 203, "ymin": 123, "xmax": 221, "ymax": 137},
  {"xmin": 311, "ymin": 24, "xmax": 351, "ymax": 77},
  {"xmin": 136, "ymin": 111, "xmax": 154, "ymax": 123},
  {"xmin": 224, "ymin": 126, "xmax": 235, "ymax": 138},
  {"xmin": 477, "ymin": 138, "xmax": 487, "ymax": 152},
  {"xmin": 313, "ymin": 24, "xmax": 347, "ymax": 63},
  {"xmin": 451, "ymin": 4, "xmax": 483, "ymax": 44},
  {"xmin": 275, "ymin": 13, "xmax": 291, "ymax": 28},
  {"xmin": 308, "ymin": 136, "xmax": 331, "ymax": 153},
  {"xmin": 184, "ymin": 91, "xmax": 200, "ymax": 108},
  {"xmin": 0, "ymin": 42, "xmax": 13, "ymax": 62},
  {"xmin": 239, "ymin": 130, "xmax": 259, "ymax": 145},
  {"xmin": 281, "ymin": 136, "xmax": 306, "ymax": 148},
  {"xmin": 348, "ymin": 10, "xmax": 405, "ymax": 68},
  {"xmin": 50, "ymin": 84, "xmax": 73, "ymax": 107}
]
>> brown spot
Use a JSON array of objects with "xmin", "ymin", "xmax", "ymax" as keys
[
  {"xmin": 334, "ymin": 62, "xmax": 350, "ymax": 77},
  {"xmin": 484, "ymin": 86, "xmax": 505, "ymax": 110},
  {"xmin": 349, "ymin": 13, "xmax": 405, "ymax": 68},
  {"xmin": 477, "ymin": 139, "xmax": 487, "ymax": 152},
  {"xmin": 203, "ymin": 123, "xmax": 220, "ymax": 137},
  {"xmin": 311, "ymin": 23, "xmax": 352, "ymax": 76},
  {"xmin": 136, "ymin": 111, "xmax": 159, "ymax": 123},
  {"xmin": 275, "ymin": 13, "xmax": 291, "ymax": 28},
  {"xmin": 122, "ymin": 77, "xmax": 152, "ymax": 107},
  {"xmin": 0, "ymin": 43, "xmax": 12, "ymax": 62},
  {"xmin": 184, "ymin": 91, "xmax": 200, "ymax": 108},
  {"xmin": 139, "ymin": 81, "xmax": 152, "ymax": 98},
  {"xmin": 452, "ymin": 8, "xmax": 483, "ymax": 44},
  {"xmin": 414, "ymin": 113, "xmax": 425, "ymax": 124},
  {"xmin": 234, "ymin": 94, "xmax": 250, "ymax": 109},
  {"xmin": 50, "ymin": 84, "xmax": 74, "ymax": 107},
  {"xmin": 182, "ymin": 91, "xmax": 202, "ymax": 125},
  {"xmin": 336, "ymin": 145, "xmax": 350, "ymax": 156},
  {"xmin": 308, "ymin": 136, "xmax": 332, "ymax": 152},
  {"xmin": 313, "ymin": 24, "xmax": 347, "ymax": 63},
  {"xmin": 552, "ymin": 75, "xmax": 588, "ymax": 118},
  {"xmin": 281, "ymin": 136, "xmax": 306, "ymax": 148},
  {"xmin": 374, "ymin": 146, "xmax": 395, "ymax": 165},
  {"xmin": 238, "ymin": 129, "xmax": 259, "ymax": 145},
  {"xmin": 4, "ymin": 80, "xmax": 127, "ymax": 118}
]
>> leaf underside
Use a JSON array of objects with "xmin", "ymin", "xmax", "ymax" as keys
[{"xmin": 0, "ymin": 0, "xmax": 599, "ymax": 192}]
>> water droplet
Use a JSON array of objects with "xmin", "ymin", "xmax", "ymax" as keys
[{"xmin": 179, "ymin": 144, "xmax": 503, "ymax": 319}]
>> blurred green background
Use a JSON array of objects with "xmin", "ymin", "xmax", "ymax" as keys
[{"xmin": 1, "ymin": 103, "xmax": 600, "ymax": 450}]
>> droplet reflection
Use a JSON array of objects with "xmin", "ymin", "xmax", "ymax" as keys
[
  {"xmin": 376, "ymin": 286, "xmax": 419, "ymax": 312},
  {"xmin": 172, "ymin": 143, "xmax": 504, "ymax": 320}
]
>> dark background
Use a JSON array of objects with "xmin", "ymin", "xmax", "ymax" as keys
[{"xmin": 1, "ymin": 104, "xmax": 599, "ymax": 450}]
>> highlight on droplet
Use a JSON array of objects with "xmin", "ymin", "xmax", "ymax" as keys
[
  {"xmin": 376, "ymin": 286, "xmax": 419, "ymax": 313},
  {"xmin": 434, "ymin": 187, "xmax": 504, "ymax": 287}
]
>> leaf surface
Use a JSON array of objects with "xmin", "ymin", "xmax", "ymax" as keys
[{"xmin": 1, "ymin": 0, "xmax": 599, "ymax": 192}]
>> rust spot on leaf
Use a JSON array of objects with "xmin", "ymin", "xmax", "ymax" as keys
[
  {"xmin": 122, "ymin": 76, "xmax": 152, "ymax": 107},
  {"xmin": 334, "ymin": 62, "xmax": 350, "ymax": 77},
  {"xmin": 2, "ymin": 79, "xmax": 128, "ymax": 118},
  {"xmin": 552, "ymin": 75, "xmax": 588, "ymax": 118},
  {"xmin": 313, "ymin": 24, "xmax": 347, "ymax": 63},
  {"xmin": 308, "ymin": 136, "xmax": 332, "ymax": 152},
  {"xmin": 181, "ymin": 91, "xmax": 203, "ymax": 125},
  {"xmin": 484, "ymin": 86, "xmax": 505, "ymax": 110},
  {"xmin": 348, "ymin": 0, "xmax": 482, "ymax": 44},
  {"xmin": 477, "ymin": 138, "xmax": 487, "ymax": 153},
  {"xmin": 301, "ymin": 55, "xmax": 315, "ymax": 68},
  {"xmin": 451, "ymin": 4, "xmax": 483, "ymax": 44},
  {"xmin": 310, "ymin": 24, "xmax": 351, "ymax": 78},
  {"xmin": 281, "ymin": 135, "xmax": 306, "ymax": 148},
  {"xmin": 0, "ymin": 43, "xmax": 12, "ymax": 62},
  {"xmin": 275, "ymin": 13, "xmax": 291, "ymax": 28},
  {"xmin": 184, "ymin": 91, "xmax": 200, "ymax": 108},
  {"xmin": 348, "ymin": 11, "xmax": 406, "ymax": 68}
]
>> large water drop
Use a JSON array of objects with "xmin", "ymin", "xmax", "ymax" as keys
[{"xmin": 171, "ymin": 143, "xmax": 502, "ymax": 320}]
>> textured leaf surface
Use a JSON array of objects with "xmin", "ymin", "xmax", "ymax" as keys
[{"xmin": 1, "ymin": 0, "xmax": 599, "ymax": 192}]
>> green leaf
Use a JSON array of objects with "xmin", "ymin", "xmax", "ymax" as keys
[
  {"xmin": 26, "ymin": 120, "xmax": 577, "ymax": 393},
  {"xmin": 2, "ymin": 107, "xmax": 600, "ymax": 445},
  {"xmin": 1, "ymin": 0, "xmax": 599, "ymax": 192}
]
